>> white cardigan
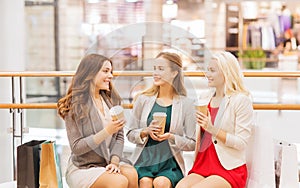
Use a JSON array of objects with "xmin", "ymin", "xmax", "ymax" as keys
[{"xmin": 126, "ymin": 94, "xmax": 196, "ymax": 175}]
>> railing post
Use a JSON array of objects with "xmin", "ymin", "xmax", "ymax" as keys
[
  {"xmin": 11, "ymin": 77, "xmax": 16, "ymax": 180},
  {"xmin": 19, "ymin": 76, "xmax": 24, "ymax": 145}
]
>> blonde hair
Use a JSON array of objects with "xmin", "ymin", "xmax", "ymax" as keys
[
  {"xmin": 137, "ymin": 52, "xmax": 187, "ymax": 99},
  {"xmin": 212, "ymin": 51, "xmax": 249, "ymax": 96}
]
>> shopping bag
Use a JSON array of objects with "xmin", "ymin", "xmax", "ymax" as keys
[
  {"xmin": 246, "ymin": 125, "xmax": 276, "ymax": 188},
  {"xmin": 274, "ymin": 140, "xmax": 298, "ymax": 188},
  {"xmin": 17, "ymin": 140, "xmax": 46, "ymax": 188},
  {"xmin": 39, "ymin": 141, "xmax": 63, "ymax": 188}
]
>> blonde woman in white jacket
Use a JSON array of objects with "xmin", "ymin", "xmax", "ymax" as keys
[{"xmin": 176, "ymin": 51, "xmax": 253, "ymax": 188}]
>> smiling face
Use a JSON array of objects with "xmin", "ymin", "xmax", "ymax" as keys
[
  {"xmin": 205, "ymin": 59, "xmax": 225, "ymax": 89},
  {"xmin": 93, "ymin": 60, "xmax": 113, "ymax": 91},
  {"xmin": 153, "ymin": 57, "xmax": 178, "ymax": 87}
]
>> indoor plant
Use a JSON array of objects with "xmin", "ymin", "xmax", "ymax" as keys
[{"xmin": 238, "ymin": 49, "xmax": 267, "ymax": 69}]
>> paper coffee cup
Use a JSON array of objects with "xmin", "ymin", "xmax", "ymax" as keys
[
  {"xmin": 153, "ymin": 112, "xmax": 167, "ymax": 135},
  {"xmin": 194, "ymin": 99, "xmax": 209, "ymax": 115},
  {"xmin": 109, "ymin": 105, "xmax": 124, "ymax": 121}
]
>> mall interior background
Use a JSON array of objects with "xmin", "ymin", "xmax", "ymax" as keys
[{"xmin": 1, "ymin": 0, "xmax": 300, "ymax": 183}]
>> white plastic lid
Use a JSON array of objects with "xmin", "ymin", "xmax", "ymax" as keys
[{"xmin": 109, "ymin": 105, "xmax": 124, "ymax": 116}]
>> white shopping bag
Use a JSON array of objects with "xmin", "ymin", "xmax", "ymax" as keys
[
  {"xmin": 246, "ymin": 125, "xmax": 276, "ymax": 188},
  {"xmin": 274, "ymin": 140, "xmax": 298, "ymax": 188}
]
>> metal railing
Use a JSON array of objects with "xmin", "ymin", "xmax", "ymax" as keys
[{"xmin": 1, "ymin": 70, "xmax": 300, "ymax": 110}]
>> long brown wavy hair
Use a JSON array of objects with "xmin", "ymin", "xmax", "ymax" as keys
[
  {"xmin": 57, "ymin": 54, "xmax": 121, "ymax": 122},
  {"xmin": 139, "ymin": 51, "xmax": 187, "ymax": 98}
]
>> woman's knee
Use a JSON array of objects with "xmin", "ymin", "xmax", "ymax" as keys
[
  {"xmin": 92, "ymin": 173, "xmax": 128, "ymax": 188},
  {"xmin": 153, "ymin": 176, "xmax": 171, "ymax": 188},
  {"xmin": 176, "ymin": 173, "xmax": 204, "ymax": 188},
  {"xmin": 120, "ymin": 164, "xmax": 138, "ymax": 188},
  {"xmin": 121, "ymin": 164, "xmax": 138, "ymax": 179},
  {"xmin": 112, "ymin": 175, "xmax": 129, "ymax": 188},
  {"xmin": 175, "ymin": 179, "xmax": 185, "ymax": 188},
  {"xmin": 139, "ymin": 177, "xmax": 153, "ymax": 187}
]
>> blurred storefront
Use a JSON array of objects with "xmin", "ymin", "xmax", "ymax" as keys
[{"xmin": 1, "ymin": 0, "xmax": 300, "ymax": 184}]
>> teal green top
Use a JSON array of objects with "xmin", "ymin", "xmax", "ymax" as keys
[{"xmin": 135, "ymin": 102, "xmax": 183, "ymax": 187}]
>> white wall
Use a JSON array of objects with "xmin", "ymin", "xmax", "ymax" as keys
[
  {"xmin": 256, "ymin": 110, "xmax": 300, "ymax": 144},
  {"xmin": 0, "ymin": 0, "xmax": 25, "ymax": 183}
]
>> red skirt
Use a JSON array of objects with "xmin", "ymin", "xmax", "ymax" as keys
[{"xmin": 189, "ymin": 134, "xmax": 247, "ymax": 188}]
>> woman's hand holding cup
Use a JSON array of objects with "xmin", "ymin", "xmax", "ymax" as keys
[
  {"xmin": 196, "ymin": 111, "xmax": 217, "ymax": 136},
  {"xmin": 105, "ymin": 119, "xmax": 126, "ymax": 135},
  {"xmin": 145, "ymin": 120, "xmax": 162, "ymax": 139},
  {"xmin": 140, "ymin": 120, "xmax": 160, "ymax": 139},
  {"xmin": 106, "ymin": 105, "xmax": 126, "ymax": 135}
]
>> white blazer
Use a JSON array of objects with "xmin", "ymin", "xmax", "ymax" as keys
[{"xmin": 196, "ymin": 93, "xmax": 253, "ymax": 170}]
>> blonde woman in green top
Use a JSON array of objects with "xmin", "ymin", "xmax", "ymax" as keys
[{"xmin": 127, "ymin": 52, "xmax": 196, "ymax": 188}]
